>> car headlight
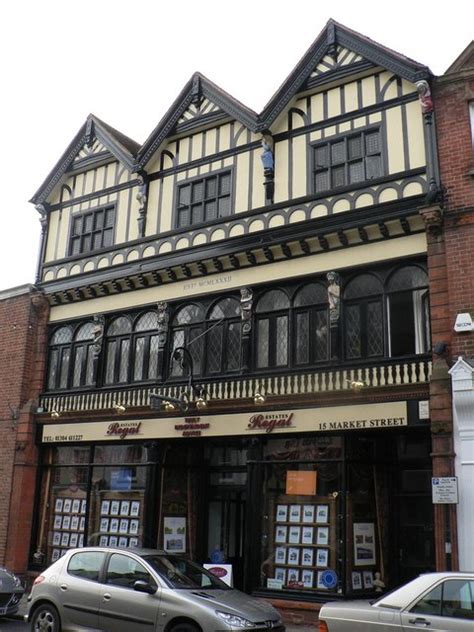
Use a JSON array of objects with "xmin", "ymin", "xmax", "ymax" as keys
[{"xmin": 216, "ymin": 610, "xmax": 257, "ymax": 628}]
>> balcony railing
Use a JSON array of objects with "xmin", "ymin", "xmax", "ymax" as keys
[{"xmin": 39, "ymin": 357, "xmax": 432, "ymax": 415}]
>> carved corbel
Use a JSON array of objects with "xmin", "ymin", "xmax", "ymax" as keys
[
  {"xmin": 416, "ymin": 80, "xmax": 434, "ymax": 119},
  {"xmin": 136, "ymin": 171, "xmax": 149, "ymax": 238},
  {"xmin": 419, "ymin": 205, "xmax": 443, "ymax": 237},
  {"xmin": 240, "ymin": 287, "xmax": 253, "ymax": 371}
]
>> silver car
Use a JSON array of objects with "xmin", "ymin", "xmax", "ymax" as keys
[
  {"xmin": 25, "ymin": 547, "xmax": 284, "ymax": 632},
  {"xmin": 319, "ymin": 572, "xmax": 474, "ymax": 631}
]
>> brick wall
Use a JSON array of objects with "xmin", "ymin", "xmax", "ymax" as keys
[{"xmin": 0, "ymin": 286, "xmax": 49, "ymax": 575}]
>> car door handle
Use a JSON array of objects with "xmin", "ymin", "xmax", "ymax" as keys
[
  {"xmin": 102, "ymin": 593, "xmax": 112, "ymax": 601},
  {"xmin": 59, "ymin": 584, "xmax": 68, "ymax": 591},
  {"xmin": 408, "ymin": 618, "xmax": 431, "ymax": 626}
]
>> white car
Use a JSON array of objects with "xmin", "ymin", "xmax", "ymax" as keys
[{"xmin": 319, "ymin": 572, "xmax": 474, "ymax": 631}]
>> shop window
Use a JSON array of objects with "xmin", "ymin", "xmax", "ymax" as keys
[
  {"xmin": 259, "ymin": 458, "xmax": 342, "ymax": 595},
  {"xmin": 69, "ymin": 205, "xmax": 115, "ymax": 256},
  {"xmin": 206, "ymin": 297, "xmax": 241, "ymax": 374},
  {"xmin": 386, "ymin": 266, "xmax": 430, "ymax": 356},
  {"xmin": 176, "ymin": 170, "xmax": 232, "ymax": 228},
  {"xmin": 46, "ymin": 322, "xmax": 95, "ymax": 391},
  {"xmin": 169, "ymin": 304, "xmax": 204, "ymax": 376},
  {"xmin": 343, "ymin": 274, "xmax": 384, "ymax": 359},
  {"xmin": 255, "ymin": 290, "xmax": 290, "ymax": 369},
  {"xmin": 104, "ymin": 311, "xmax": 159, "ymax": 385},
  {"xmin": 312, "ymin": 128, "xmax": 383, "ymax": 193},
  {"xmin": 293, "ymin": 283, "xmax": 329, "ymax": 365}
]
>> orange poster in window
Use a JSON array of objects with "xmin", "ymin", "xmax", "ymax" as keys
[{"xmin": 286, "ymin": 471, "xmax": 317, "ymax": 495}]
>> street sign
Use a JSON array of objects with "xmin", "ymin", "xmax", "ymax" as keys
[{"xmin": 432, "ymin": 477, "xmax": 458, "ymax": 504}]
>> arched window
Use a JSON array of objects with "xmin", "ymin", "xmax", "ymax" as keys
[
  {"xmin": 206, "ymin": 297, "xmax": 241, "ymax": 374},
  {"xmin": 386, "ymin": 265, "xmax": 430, "ymax": 356},
  {"xmin": 47, "ymin": 323, "xmax": 95, "ymax": 390},
  {"xmin": 293, "ymin": 283, "xmax": 329, "ymax": 365},
  {"xmin": 71, "ymin": 323, "xmax": 95, "ymax": 387},
  {"xmin": 343, "ymin": 274, "xmax": 384, "ymax": 359},
  {"xmin": 133, "ymin": 312, "xmax": 160, "ymax": 381},
  {"xmin": 47, "ymin": 326, "xmax": 73, "ymax": 390},
  {"xmin": 170, "ymin": 304, "xmax": 204, "ymax": 377},
  {"xmin": 255, "ymin": 289, "xmax": 290, "ymax": 369},
  {"xmin": 104, "ymin": 317, "xmax": 132, "ymax": 385},
  {"xmin": 104, "ymin": 312, "xmax": 160, "ymax": 385}
]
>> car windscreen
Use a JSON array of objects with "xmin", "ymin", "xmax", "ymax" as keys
[{"xmin": 143, "ymin": 555, "xmax": 230, "ymax": 590}]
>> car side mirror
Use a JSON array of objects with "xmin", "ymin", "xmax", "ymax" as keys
[{"xmin": 133, "ymin": 580, "xmax": 157, "ymax": 595}]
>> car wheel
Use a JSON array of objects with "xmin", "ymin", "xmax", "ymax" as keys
[
  {"xmin": 31, "ymin": 603, "xmax": 61, "ymax": 632},
  {"xmin": 169, "ymin": 623, "xmax": 200, "ymax": 632}
]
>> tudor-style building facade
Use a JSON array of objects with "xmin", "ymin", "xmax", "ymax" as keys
[{"xmin": 10, "ymin": 19, "xmax": 452, "ymax": 621}]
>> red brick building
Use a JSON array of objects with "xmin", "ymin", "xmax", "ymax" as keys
[
  {"xmin": 430, "ymin": 41, "xmax": 474, "ymax": 571},
  {"xmin": 0, "ymin": 285, "xmax": 49, "ymax": 578}
]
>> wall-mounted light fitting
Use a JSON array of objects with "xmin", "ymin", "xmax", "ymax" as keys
[{"xmin": 113, "ymin": 403, "xmax": 126, "ymax": 414}]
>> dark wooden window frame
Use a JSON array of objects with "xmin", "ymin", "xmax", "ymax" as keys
[
  {"xmin": 174, "ymin": 169, "xmax": 233, "ymax": 229},
  {"xmin": 46, "ymin": 323, "xmax": 95, "ymax": 391},
  {"xmin": 311, "ymin": 126, "xmax": 384, "ymax": 194},
  {"xmin": 68, "ymin": 204, "xmax": 116, "ymax": 256}
]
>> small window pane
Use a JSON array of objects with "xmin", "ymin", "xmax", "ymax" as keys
[
  {"xmin": 60, "ymin": 348, "xmax": 71, "ymax": 388},
  {"xmin": 218, "ymin": 196, "xmax": 230, "ymax": 216},
  {"xmin": 135, "ymin": 312, "xmax": 158, "ymax": 332},
  {"xmin": 105, "ymin": 341, "xmax": 117, "ymax": 384},
  {"xmin": 315, "ymin": 146, "xmax": 328, "ymax": 168},
  {"xmin": 103, "ymin": 228, "xmax": 113, "ymax": 247},
  {"xmin": 345, "ymin": 274, "xmax": 383, "ymax": 299},
  {"xmin": 75, "ymin": 323, "xmax": 94, "ymax": 341},
  {"xmin": 315, "ymin": 310, "xmax": 329, "ymax": 361},
  {"xmin": 331, "ymin": 141, "xmax": 345, "ymax": 164},
  {"xmin": 226, "ymin": 323, "xmax": 241, "ymax": 371},
  {"xmin": 191, "ymin": 204, "xmax": 203, "ymax": 224},
  {"xmin": 257, "ymin": 319, "xmax": 270, "ymax": 368},
  {"xmin": 294, "ymin": 283, "xmax": 327, "ymax": 307},
  {"xmin": 207, "ymin": 326, "xmax": 223, "ymax": 373},
  {"xmin": 315, "ymin": 171, "xmax": 329, "ymax": 191},
  {"xmin": 71, "ymin": 237, "xmax": 81, "ymax": 255},
  {"xmin": 178, "ymin": 208, "xmax": 189, "ymax": 228},
  {"xmin": 209, "ymin": 298, "xmax": 240, "ymax": 319},
  {"xmin": 179, "ymin": 185, "xmax": 191, "ymax": 206},
  {"xmin": 93, "ymin": 232, "xmax": 103, "ymax": 250},
  {"xmin": 68, "ymin": 551, "xmax": 105, "ymax": 582},
  {"xmin": 105, "ymin": 208, "xmax": 115, "ymax": 227},
  {"xmin": 82, "ymin": 235, "xmax": 92, "ymax": 252},
  {"xmin": 205, "ymin": 177, "xmax": 217, "ymax": 198},
  {"xmin": 51, "ymin": 327, "xmax": 73, "ymax": 345},
  {"xmin": 133, "ymin": 337, "xmax": 145, "ymax": 381},
  {"xmin": 366, "ymin": 132, "xmax": 380, "ymax": 154},
  {"xmin": 275, "ymin": 315, "xmax": 288, "ymax": 366},
  {"xmin": 367, "ymin": 301, "xmax": 383, "ymax": 356},
  {"xmin": 366, "ymin": 155, "xmax": 382, "ymax": 179},
  {"xmin": 348, "ymin": 135, "xmax": 362, "ymax": 159},
  {"xmin": 219, "ymin": 173, "xmax": 231, "ymax": 195},
  {"xmin": 85, "ymin": 348, "xmax": 94, "ymax": 386},
  {"xmin": 47, "ymin": 350, "xmax": 59, "ymax": 390},
  {"xmin": 170, "ymin": 330, "xmax": 185, "ymax": 376},
  {"xmin": 108, "ymin": 317, "xmax": 132, "ymax": 336},
  {"xmin": 72, "ymin": 347, "xmax": 84, "ymax": 387},
  {"xmin": 295, "ymin": 312, "xmax": 310, "ymax": 364},
  {"xmin": 119, "ymin": 340, "xmax": 130, "ymax": 382},
  {"xmin": 84, "ymin": 214, "xmax": 93, "ymax": 232},
  {"xmin": 94, "ymin": 212, "xmax": 104, "ymax": 229},
  {"xmin": 192, "ymin": 182, "xmax": 203, "ymax": 202},
  {"xmin": 204, "ymin": 200, "xmax": 217, "ymax": 221},
  {"xmin": 346, "ymin": 305, "xmax": 361, "ymax": 359},
  {"xmin": 148, "ymin": 335, "xmax": 159, "ymax": 379},
  {"xmin": 332, "ymin": 165, "xmax": 346, "ymax": 188},
  {"xmin": 349, "ymin": 161, "xmax": 364, "ymax": 183},
  {"xmin": 72, "ymin": 217, "xmax": 82, "ymax": 236},
  {"xmin": 173, "ymin": 304, "xmax": 203, "ymax": 325}
]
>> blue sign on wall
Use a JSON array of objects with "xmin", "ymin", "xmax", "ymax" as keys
[{"xmin": 321, "ymin": 569, "xmax": 338, "ymax": 589}]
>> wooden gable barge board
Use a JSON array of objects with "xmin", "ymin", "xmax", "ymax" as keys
[
  {"xmin": 48, "ymin": 233, "xmax": 427, "ymax": 322},
  {"xmin": 39, "ymin": 196, "xmax": 425, "ymax": 290}
]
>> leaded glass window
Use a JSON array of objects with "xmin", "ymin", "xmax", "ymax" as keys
[
  {"xmin": 255, "ymin": 290, "xmax": 290, "ymax": 369},
  {"xmin": 47, "ymin": 323, "xmax": 95, "ymax": 390},
  {"xmin": 176, "ymin": 171, "xmax": 232, "ymax": 228},
  {"xmin": 69, "ymin": 205, "xmax": 115, "ymax": 256},
  {"xmin": 293, "ymin": 283, "xmax": 329, "ymax": 365},
  {"xmin": 313, "ymin": 128, "xmax": 383, "ymax": 193},
  {"xmin": 170, "ymin": 304, "xmax": 204, "ymax": 377},
  {"xmin": 387, "ymin": 265, "xmax": 430, "ymax": 356},
  {"xmin": 344, "ymin": 274, "xmax": 384, "ymax": 360},
  {"xmin": 206, "ymin": 298, "xmax": 241, "ymax": 374}
]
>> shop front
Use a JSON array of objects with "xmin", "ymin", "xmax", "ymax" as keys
[{"xmin": 32, "ymin": 400, "xmax": 435, "ymax": 607}]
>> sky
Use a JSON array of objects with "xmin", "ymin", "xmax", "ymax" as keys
[{"xmin": 0, "ymin": 0, "xmax": 472, "ymax": 291}]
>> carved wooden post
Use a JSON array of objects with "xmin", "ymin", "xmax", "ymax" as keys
[
  {"xmin": 326, "ymin": 271, "xmax": 341, "ymax": 360},
  {"xmin": 136, "ymin": 171, "xmax": 149, "ymax": 238},
  {"xmin": 91, "ymin": 314, "xmax": 105, "ymax": 385},
  {"xmin": 240, "ymin": 287, "xmax": 253, "ymax": 371},
  {"xmin": 156, "ymin": 301, "xmax": 170, "ymax": 381}
]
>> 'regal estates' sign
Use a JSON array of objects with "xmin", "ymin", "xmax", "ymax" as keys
[{"xmin": 41, "ymin": 401, "xmax": 408, "ymax": 444}]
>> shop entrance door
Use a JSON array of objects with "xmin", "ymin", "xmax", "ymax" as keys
[{"xmin": 206, "ymin": 446, "xmax": 247, "ymax": 589}]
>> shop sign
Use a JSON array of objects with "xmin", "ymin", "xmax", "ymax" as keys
[
  {"xmin": 432, "ymin": 477, "xmax": 458, "ymax": 504},
  {"xmin": 174, "ymin": 417, "xmax": 210, "ymax": 437},
  {"xmin": 247, "ymin": 412, "xmax": 294, "ymax": 433},
  {"xmin": 286, "ymin": 470, "xmax": 317, "ymax": 495},
  {"xmin": 320, "ymin": 569, "xmax": 338, "ymax": 589},
  {"xmin": 203, "ymin": 564, "xmax": 233, "ymax": 587},
  {"xmin": 106, "ymin": 422, "xmax": 142, "ymax": 440}
]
